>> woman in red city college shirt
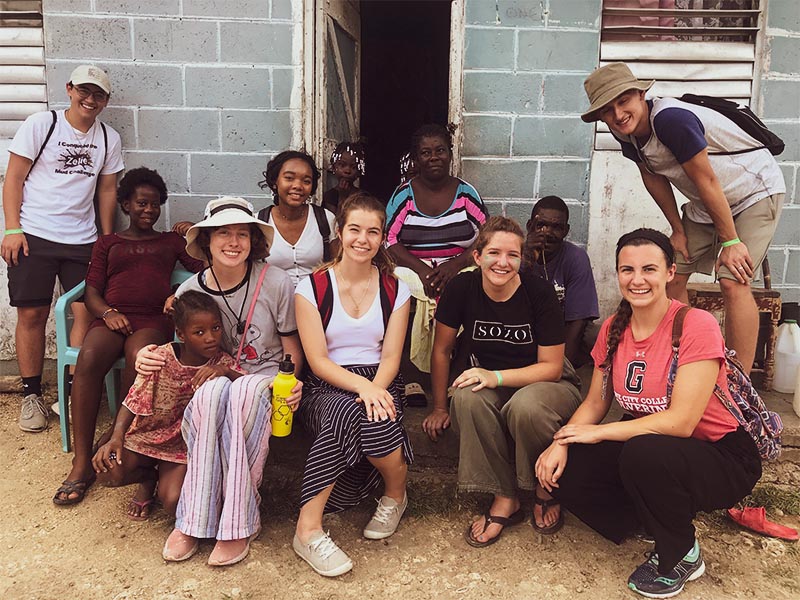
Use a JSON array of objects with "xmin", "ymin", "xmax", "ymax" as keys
[{"xmin": 535, "ymin": 228, "xmax": 761, "ymax": 600}]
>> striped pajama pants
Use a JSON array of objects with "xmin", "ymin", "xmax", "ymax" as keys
[
  {"xmin": 299, "ymin": 365, "xmax": 413, "ymax": 513},
  {"xmin": 175, "ymin": 374, "xmax": 272, "ymax": 540}
]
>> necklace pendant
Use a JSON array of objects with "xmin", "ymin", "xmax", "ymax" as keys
[{"xmin": 237, "ymin": 321, "xmax": 246, "ymax": 335}]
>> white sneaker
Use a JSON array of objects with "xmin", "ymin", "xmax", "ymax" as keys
[
  {"xmin": 19, "ymin": 394, "xmax": 48, "ymax": 432},
  {"xmin": 293, "ymin": 531, "xmax": 353, "ymax": 577},
  {"xmin": 363, "ymin": 494, "xmax": 408, "ymax": 540}
]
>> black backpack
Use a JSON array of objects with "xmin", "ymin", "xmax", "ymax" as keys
[
  {"xmin": 257, "ymin": 203, "xmax": 332, "ymax": 262},
  {"xmin": 678, "ymin": 94, "xmax": 784, "ymax": 156}
]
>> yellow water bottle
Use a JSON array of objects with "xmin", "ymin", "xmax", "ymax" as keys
[{"xmin": 271, "ymin": 354, "xmax": 296, "ymax": 437}]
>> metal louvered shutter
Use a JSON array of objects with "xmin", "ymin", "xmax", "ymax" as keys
[
  {"xmin": 595, "ymin": 0, "xmax": 761, "ymax": 150},
  {"xmin": 0, "ymin": 1, "xmax": 45, "ymax": 140}
]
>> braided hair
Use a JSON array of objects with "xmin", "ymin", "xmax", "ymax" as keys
[
  {"xmin": 329, "ymin": 140, "xmax": 366, "ymax": 176},
  {"xmin": 173, "ymin": 290, "xmax": 222, "ymax": 330},
  {"xmin": 600, "ymin": 228, "xmax": 675, "ymax": 369}
]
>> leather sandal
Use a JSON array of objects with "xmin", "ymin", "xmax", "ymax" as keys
[
  {"xmin": 464, "ymin": 509, "xmax": 524, "ymax": 548},
  {"xmin": 52, "ymin": 474, "xmax": 96, "ymax": 506},
  {"xmin": 532, "ymin": 491, "xmax": 564, "ymax": 535}
]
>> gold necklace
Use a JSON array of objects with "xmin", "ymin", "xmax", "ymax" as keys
[
  {"xmin": 278, "ymin": 203, "xmax": 308, "ymax": 222},
  {"xmin": 337, "ymin": 266, "xmax": 373, "ymax": 316}
]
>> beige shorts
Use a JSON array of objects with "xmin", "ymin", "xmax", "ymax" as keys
[{"xmin": 676, "ymin": 193, "xmax": 784, "ymax": 281}]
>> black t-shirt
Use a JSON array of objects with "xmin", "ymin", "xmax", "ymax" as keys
[{"xmin": 435, "ymin": 269, "xmax": 565, "ymax": 370}]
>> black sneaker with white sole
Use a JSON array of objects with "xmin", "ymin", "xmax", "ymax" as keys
[{"xmin": 627, "ymin": 541, "xmax": 705, "ymax": 598}]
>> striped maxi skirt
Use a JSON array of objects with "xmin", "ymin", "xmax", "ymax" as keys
[
  {"xmin": 175, "ymin": 374, "xmax": 272, "ymax": 540},
  {"xmin": 298, "ymin": 365, "xmax": 414, "ymax": 513}
]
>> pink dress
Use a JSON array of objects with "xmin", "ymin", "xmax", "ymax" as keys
[{"xmin": 123, "ymin": 343, "xmax": 242, "ymax": 463}]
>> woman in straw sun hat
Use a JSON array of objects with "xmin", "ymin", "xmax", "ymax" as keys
[{"xmin": 135, "ymin": 197, "xmax": 303, "ymax": 566}]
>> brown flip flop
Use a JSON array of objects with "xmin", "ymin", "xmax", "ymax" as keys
[
  {"xmin": 464, "ymin": 509, "xmax": 525, "ymax": 548},
  {"xmin": 532, "ymin": 492, "xmax": 564, "ymax": 535}
]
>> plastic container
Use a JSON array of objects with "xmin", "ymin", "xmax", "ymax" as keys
[
  {"xmin": 774, "ymin": 320, "xmax": 800, "ymax": 394},
  {"xmin": 270, "ymin": 354, "xmax": 297, "ymax": 437}
]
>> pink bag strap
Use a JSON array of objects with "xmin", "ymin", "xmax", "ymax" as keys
[{"xmin": 234, "ymin": 264, "xmax": 268, "ymax": 368}]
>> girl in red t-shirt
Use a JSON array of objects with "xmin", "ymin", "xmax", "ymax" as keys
[{"xmin": 535, "ymin": 228, "xmax": 761, "ymax": 599}]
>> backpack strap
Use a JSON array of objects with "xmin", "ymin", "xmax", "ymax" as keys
[
  {"xmin": 29, "ymin": 110, "xmax": 57, "ymax": 172},
  {"xmin": 670, "ymin": 305, "xmax": 691, "ymax": 349},
  {"xmin": 256, "ymin": 205, "xmax": 273, "ymax": 222},
  {"xmin": 378, "ymin": 272, "xmax": 398, "ymax": 331},
  {"xmin": 310, "ymin": 269, "xmax": 334, "ymax": 331},
  {"xmin": 311, "ymin": 204, "xmax": 332, "ymax": 262},
  {"xmin": 100, "ymin": 121, "xmax": 108, "ymax": 169},
  {"xmin": 312, "ymin": 268, "xmax": 397, "ymax": 332},
  {"xmin": 665, "ymin": 305, "xmax": 692, "ymax": 399}
]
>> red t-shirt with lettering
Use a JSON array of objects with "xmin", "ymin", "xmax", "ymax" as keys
[{"xmin": 591, "ymin": 300, "xmax": 739, "ymax": 442}]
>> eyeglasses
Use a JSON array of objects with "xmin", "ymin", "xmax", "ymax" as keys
[{"xmin": 71, "ymin": 85, "xmax": 109, "ymax": 103}]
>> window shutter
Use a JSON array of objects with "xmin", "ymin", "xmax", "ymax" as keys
[
  {"xmin": 0, "ymin": 1, "xmax": 45, "ymax": 140},
  {"xmin": 595, "ymin": 0, "xmax": 761, "ymax": 150}
]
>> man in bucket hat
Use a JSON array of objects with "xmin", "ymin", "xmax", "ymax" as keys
[
  {"xmin": 1, "ymin": 65, "xmax": 124, "ymax": 433},
  {"xmin": 582, "ymin": 62, "xmax": 784, "ymax": 375}
]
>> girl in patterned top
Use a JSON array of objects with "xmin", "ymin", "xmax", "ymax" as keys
[{"xmin": 92, "ymin": 291, "xmax": 242, "ymax": 521}]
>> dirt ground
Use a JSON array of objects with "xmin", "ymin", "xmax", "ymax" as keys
[{"xmin": 1, "ymin": 390, "xmax": 799, "ymax": 600}]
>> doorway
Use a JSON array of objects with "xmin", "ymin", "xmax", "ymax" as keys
[
  {"xmin": 310, "ymin": 0, "xmax": 455, "ymax": 204},
  {"xmin": 359, "ymin": 0, "xmax": 452, "ymax": 202}
]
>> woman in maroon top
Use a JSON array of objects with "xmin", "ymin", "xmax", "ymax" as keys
[{"xmin": 53, "ymin": 167, "xmax": 203, "ymax": 508}]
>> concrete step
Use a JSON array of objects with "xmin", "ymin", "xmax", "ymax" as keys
[{"xmin": 266, "ymin": 376, "xmax": 800, "ymax": 482}]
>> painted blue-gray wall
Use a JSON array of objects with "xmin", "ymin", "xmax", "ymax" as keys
[
  {"xmin": 461, "ymin": 0, "xmax": 600, "ymax": 244},
  {"xmin": 42, "ymin": 0, "xmax": 299, "ymax": 229},
  {"xmin": 763, "ymin": 0, "xmax": 800, "ymax": 303}
]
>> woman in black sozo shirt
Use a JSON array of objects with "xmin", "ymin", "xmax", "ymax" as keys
[{"xmin": 422, "ymin": 216, "xmax": 582, "ymax": 547}]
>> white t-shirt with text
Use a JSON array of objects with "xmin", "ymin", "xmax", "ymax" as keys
[{"xmin": 9, "ymin": 109, "xmax": 124, "ymax": 244}]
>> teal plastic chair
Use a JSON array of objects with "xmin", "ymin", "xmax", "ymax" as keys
[{"xmin": 54, "ymin": 268, "xmax": 195, "ymax": 452}]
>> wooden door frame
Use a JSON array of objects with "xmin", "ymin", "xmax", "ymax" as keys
[{"xmin": 448, "ymin": 0, "xmax": 466, "ymax": 177}]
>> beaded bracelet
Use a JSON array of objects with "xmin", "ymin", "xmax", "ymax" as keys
[{"xmin": 101, "ymin": 308, "xmax": 118, "ymax": 320}]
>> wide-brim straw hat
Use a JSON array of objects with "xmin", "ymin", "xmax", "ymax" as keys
[
  {"xmin": 185, "ymin": 197, "xmax": 274, "ymax": 261},
  {"xmin": 581, "ymin": 62, "xmax": 654, "ymax": 123}
]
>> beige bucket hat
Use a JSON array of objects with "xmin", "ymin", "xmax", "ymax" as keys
[
  {"xmin": 581, "ymin": 62, "xmax": 654, "ymax": 123},
  {"xmin": 185, "ymin": 197, "xmax": 274, "ymax": 261}
]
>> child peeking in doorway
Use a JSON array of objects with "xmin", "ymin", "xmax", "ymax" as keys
[{"xmin": 322, "ymin": 140, "xmax": 366, "ymax": 214}]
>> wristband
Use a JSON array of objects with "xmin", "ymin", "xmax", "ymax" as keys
[
  {"xmin": 721, "ymin": 237, "xmax": 741, "ymax": 248},
  {"xmin": 4, "ymin": 228, "xmax": 23, "ymax": 235},
  {"xmin": 101, "ymin": 308, "xmax": 118, "ymax": 319},
  {"xmin": 494, "ymin": 370, "xmax": 503, "ymax": 387}
]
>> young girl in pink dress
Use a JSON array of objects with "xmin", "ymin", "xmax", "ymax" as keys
[{"xmin": 92, "ymin": 291, "xmax": 243, "ymax": 520}]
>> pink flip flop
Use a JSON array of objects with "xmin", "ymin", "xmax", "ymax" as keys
[{"xmin": 727, "ymin": 507, "xmax": 799, "ymax": 541}]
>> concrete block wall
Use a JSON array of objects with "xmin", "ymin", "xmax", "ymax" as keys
[
  {"xmin": 460, "ymin": 0, "xmax": 600, "ymax": 246},
  {"xmin": 762, "ymin": 0, "xmax": 800, "ymax": 303},
  {"xmin": 42, "ymin": 0, "xmax": 303, "ymax": 228},
  {"xmin": 0, "ymin": 1, "xmax": 303, "ymax": 363}
]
